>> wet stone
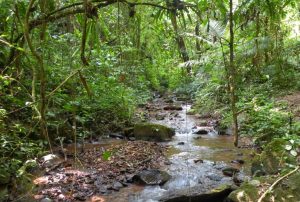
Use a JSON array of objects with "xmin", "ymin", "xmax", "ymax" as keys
[
  {"xmin": 207, "ymin": 174, "xmax": 223, "ymax": 181},
  {"xmin": 41, "ymin": 197, "xmax": 53, "ymax": 202},
  {"xmin": 222, "ymin": 167, "xmax": 240, "ymax": 177},
  {"xmin": 193, "ymin": 129, "xmax": 209, "ymax": 135},
  {"xmin": 178, "ymin": 142, "xmax": 185, "ymax": 145},
  {"xmin": 133, "ymin": 169, "xmax": 171, "ymax": 185},
  {"xmin": 111, "ymin": 182, "xmax": 123, "ymax": 191},
  {"xmin": 194, "ymin": 159, "xmax": 204, "ymax": 163}
]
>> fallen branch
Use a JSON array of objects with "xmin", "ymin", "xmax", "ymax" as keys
[{"xmin": 257, "ymin": 166, "xmax": 300, "ymax": 202}]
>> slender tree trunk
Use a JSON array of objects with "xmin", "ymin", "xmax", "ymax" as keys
[
  {"xmin": 253, "ymin": 11, "xmax": 260, "ymax": 74},
  {"xmin": 264, "ymin": 17, "xmax": 269, "ymax": 64},
  {"xmin": 170, "ymin": 12, "xmax": 191, "ymax": 74},
  {"xmin": 195, "ymin": 22, "xmax": 201, "ymax": 58},
  {"xmin": 229, "ymin": 0, "xmax": 239, "ymax": 147},
  {"xmin": 24, "ymin": 0, "xmax": 52, "ymax": 152}
]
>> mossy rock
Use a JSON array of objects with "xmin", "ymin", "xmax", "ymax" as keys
[
  {"xmin": 186, "ymin": 109, "xmax": 197, "ymax": 115},
  {"xmin": 165, "ymin": 184, "xmax": 234, "ymax": 202},
  {"xmin": 251, "ymin": 139, "xmax": 296, "ymax": 175},
  {"xmin": 133, "ymin": 123, "xmax": 175, "ymax": 141},
  {"xmin": 227, "ymin": 182, "xmax": 259, "ymax": 202}
]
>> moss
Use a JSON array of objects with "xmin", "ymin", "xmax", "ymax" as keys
[
  {"xmin": 133, "ymin": 123, "xmax": 175, "ymax": 141},
  {"xmin": 186, "ymin": 109, "xmax": 197, "ymax": 115},
  {"xmin": 228, "ymin": 183, "xmax": 259, "ymax": 202}
]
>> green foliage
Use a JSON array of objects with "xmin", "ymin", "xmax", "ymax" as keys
[{"xmin": 239, "ymin": 95, "xmax": 290, "ymax": 142}]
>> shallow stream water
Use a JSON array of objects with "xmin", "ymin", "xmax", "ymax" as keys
[{"xmin": 102, "ymin": 100, "xmax": 252, "ymax": 202}]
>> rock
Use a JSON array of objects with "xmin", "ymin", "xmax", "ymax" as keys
[
  {"xmin": 198, "ymin": 120, "xmax": 208, "ymax": 126},
  {"xmin": 193, "ymin": 136, "xmax": 201, "ymax": 140},
  {"xmin": 163, "ymin": 105, "xmax": 183, "ymax": 111},
  {"xmin": 133, "ymin": 169, "xmax": 171, "ymax": 185},
  {"xmin": 123, "ymin": 127, "xmax": 134, "ymax": 137},
  {"xmin": 128, "ymin": 137, "xmax": 135, "ymax": 141},
  {"xmin": 207, "ymin": 174, "xmax": 222, "ymax": 181},
  {"xmin": 109, "ymin": 133, "xmax": 124, "ymax": 139},
  {"xmin": 194, "ymin": 159, "xmax": 204, "ymax": 163},
  {"xmin": 231, "ymin": 159, "xmax": 245, "ymax": 165},
  {"xmin": 233, "ymin": 173, "xmax": 244, "ymax": 186},
  {"xmin": 193, "ymin": 128, "xmax": 209, "ymax": 135},
  {"xmin": 156, "ymin": 114, "xmax": 166, "ymax": 120},
  {"xmin": 40, "ymin": 154, "xmax": 62, "ymax": 169},
  {"xmin": 165, "ymin": 98, "xmax": 174, "ymax": 103},
  {"xmin": 133, "ymin": 123, "xmax": 175, "ymax": 141},
  {"xmin": 248, "ymin": 179, "xmax": 260, "ymax": 187},
  {"xmin": 163, "ymin": 184, "xmax": 234, "ymax": 202},
  {"xmin": 222, "ymin": 167, "xmax": 239, "ymax": 177},
  {"xmin": 177, "ymin": 142, "xmax": 185, "ymax": 145},
  {"xmin": 110, "ymin": 182, "xmax": 123, "ymax": 191},
  {"xmin": 41, "ymin": 197, "xmax": 53, "ymax": 202}
]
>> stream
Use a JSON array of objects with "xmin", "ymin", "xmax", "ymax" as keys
[{"xmin": 102, "ymin": 98, "xmax": 252, "ymax": 202}]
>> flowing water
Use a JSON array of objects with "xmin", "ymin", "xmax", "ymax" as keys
[{"xmin": 103, "ymin": 99, "xmax": 252, "ymax": 202}]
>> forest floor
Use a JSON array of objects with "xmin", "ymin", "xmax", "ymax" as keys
[
  {"xmin": 31, "ymin": 141, "xmax": 167, "ymax": 201},
  {"xmin": 278, "ymin": 91, "xmax": 300, "ymax": 119}
]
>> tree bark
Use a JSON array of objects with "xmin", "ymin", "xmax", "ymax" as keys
[
  {"xmin": 170, "ymin": 12, "xmax": 191, "ymax": 74},
  {"xmin": 195, "ymin": 21, "xmax": 201, "ymax": 58}
]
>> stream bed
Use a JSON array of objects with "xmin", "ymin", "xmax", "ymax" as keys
[{"xmin": 102, "ymin": 98, "xmax": 252, "ymax": 202}]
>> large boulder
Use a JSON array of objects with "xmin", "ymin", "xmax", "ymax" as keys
[
  {"xmin": 133, "ymin": 169, "xmax": 171, "ymax": 185},
  {"xmin": 164, "ymin": 184, "xmax": 234, "ymax": 202},
  {"xmin": 133, "ymin": 123, "xmax": 175, "ymax": 141}
]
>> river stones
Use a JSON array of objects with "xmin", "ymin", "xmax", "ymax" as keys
[
  {"xmin": 133, "ymin": 123, "xmax": 175, "ymax": 141},
  {"xmin": 133, "ymin": 169, "xmax": 171, "ymax": 185},
  {"xmin": 163, "ymin": 105, "xmax": 183, "ymax": 111},
  {"xmin": 222, "ymin": 167, "xmax": 239, "ymax": 177},
  {"xmin": 156, "ymin": 113, "xmax": 166, "ymax": 120}
]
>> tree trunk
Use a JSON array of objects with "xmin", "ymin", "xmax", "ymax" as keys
[
  {"xmin": 195, "ymin": 22, "xmax": 201, "ymax": 58},
  {"xmin": 24, "ymin": 0, "xmax": 52, "ymax": 152},
  {"xmin": 229, "ymin": 0, "xmax": 239, "ymax": 147},
  {"xmin": 170, "ymin": 12, "xmax": 191, "ymax": 74}
]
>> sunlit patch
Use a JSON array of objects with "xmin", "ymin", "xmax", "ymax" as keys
[
  {"xmin": 89, "ymin": 195, "xmax": 106, "ymax": 202},
  {"xmin": 34, "ymin": 176, "xmax": 49, "ymax": 185},
  {"xmin": 33, "ymin": 194, "xmax": 44, "ymax": 200},
  {"xmin": 237, "ymin": 191, "xmax": 245, "ymax": 201}
]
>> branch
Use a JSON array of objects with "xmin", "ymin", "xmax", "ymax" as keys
[{"xmin": 257, "ymin": 166, "xmax": 300, "ymax": 202}]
